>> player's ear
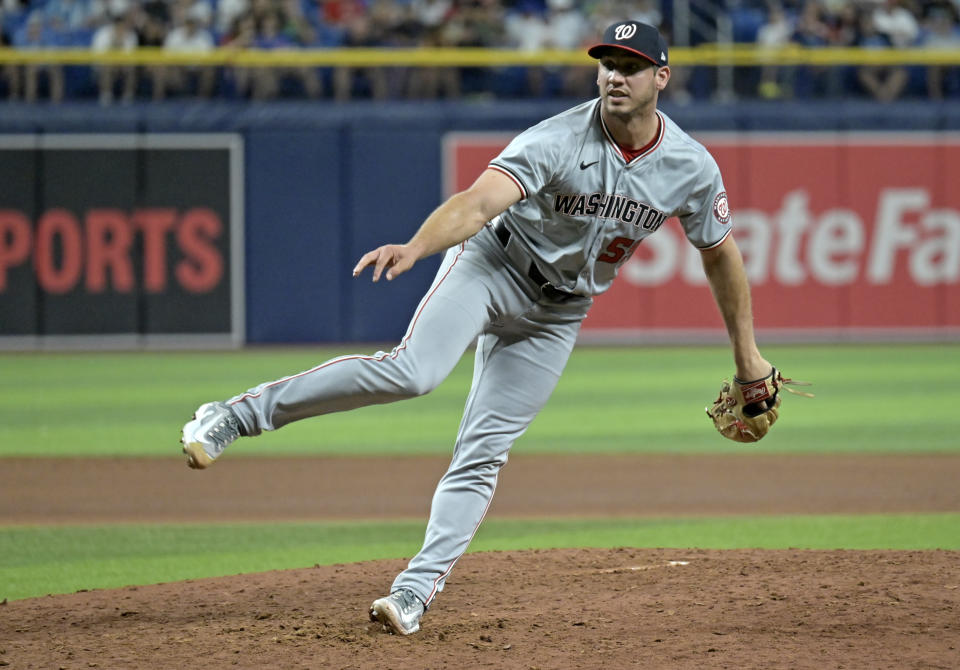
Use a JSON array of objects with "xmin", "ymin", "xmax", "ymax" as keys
[{"xmin": 655, "ymin": 65, "xmax": 671, "ymax": 90}]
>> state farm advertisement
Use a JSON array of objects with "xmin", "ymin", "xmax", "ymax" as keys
[
  {"xmin": 444, "ymin": 132, "xmax": 960, "ymax": 336},
  {"xmin": 0, "ymin": 135, "xmax": 243, "ymax": 344}
]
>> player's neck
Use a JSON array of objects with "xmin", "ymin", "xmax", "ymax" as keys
[{"xmin": 601, "ymin": 107, "xmax": 660, "ymax": 151}]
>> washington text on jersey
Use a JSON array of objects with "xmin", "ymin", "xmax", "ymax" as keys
[{"xmin": 553, "ymin": 191, "xmax": 668, "ymax": 231}]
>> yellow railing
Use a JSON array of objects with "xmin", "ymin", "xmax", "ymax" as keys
[{"xmin": 1, "ymin": 45, "xmax": 959, "ymax": 67}]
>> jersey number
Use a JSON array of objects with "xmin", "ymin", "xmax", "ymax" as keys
[{"xmin": 598, "ymin": 236, "xmax": 640, "ymax": 264}]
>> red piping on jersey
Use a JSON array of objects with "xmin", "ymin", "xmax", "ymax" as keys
[
  {"xmin": 229, "ymin": 243, "xmax": 468, "ymax": 405},
  {"xmin": 598, "ymin": 107, "xmax": 665, "ymax": 165},
  {"xmin": 487, "ymin": 164, "xmax": 527, "ymax": 199}
]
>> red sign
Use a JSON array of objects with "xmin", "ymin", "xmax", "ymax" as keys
[{"xmin": 444, "ymin": 132, "xmax": 960, "ymax": 336}]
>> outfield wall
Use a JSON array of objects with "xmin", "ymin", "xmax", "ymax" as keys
[{"xmin": 1, "ymin": 100, "xmax": 958, "ymax": 346}]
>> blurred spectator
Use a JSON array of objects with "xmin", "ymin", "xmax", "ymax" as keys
[
  {"xmin": 2, "ymin": 0, "xmax": 28, "ymax": 18},
  {"xmin": 411, "ymin": 0, "xmax": 451, "ymax": 29},
  {"xmin": 237, "ymin": 7, "xmax": 322, "ymax": 99},
  {"xmin": 790, "ymin": 0, "xmax": 836, "ymax": 97},
  {"xmin": 872, "ymin": 0, "xmax": 920, "ymax": 47},
  {"xmin": 12, "ymin": 13, "xmax": 65, "ymax": 103},
  {"xmin": 371, "ymin": 0, "xmax": 416, "ymax": 96},
  {"xmin": 44, "ymin": 0, "xmax": 100, "ymax": 33},
  {"xmin": 2, "ymin": 0, "xmax": 958, "ymax": 104},
  {"xmin": 248, "ymin": 0, "xmax": 275, "ymax": 25},
  {"xmin": 824, "ymin": 1, "xmax": 859, "ymax": 46},
  {"xmin": 589, "ymin": 0, "xmax": 661, "ymax": 33},
  {"xmin": 153, "ymin": 5, "xmax": 215, "ymax": 100},
  {"xmin": 170, "ymin": 0, "xmax": 213, "ymax": 30},
  {"xmin": 545, "ymin": 0, "xmax": 588, "ymax": 49},
  {"xmin": 216, "ymin": 0, "xmax": 250, "ymax": 35},
  {"xmin": 419, "ymin": 6, "xmax": 494, "ymax": 97},
  {"xmin": 279, "ymin": 0, "xmax": 310, "ymax": 42},
  {"xmin": 545, "ymin": 0, "xmax": 590, "ymax": 97},
  {"xmin": 546, "ymin": 0, "xmax": 595, "ymax": 97},
  {"xmin": 756, "ymin": 1, "xmax": 794, "ymax": 98},
  {"xmin": 138, "ymin": 0, "xmax": 170, "ymax": 48},
  {"xmin": 222, "ymin": 12, "xmax": 256, "ymax": 97},
  {"xmin": 250, "ymin": 9, "xmax": 292, "ymax": 99},
  {"xmin": 255, "ymin": 8, "xmax": 292, "ymax": 50},
  {"xmin": 279, "ymin": 0, "xmax": 323, "ymax": 98},
  {"xmin": 333, "ymin": 14, "xmax": 389, "ymax": 100},
  {"xmin": 90, "ymin": 0, "xmax": 133, "ymax": 25},
  {"xmin": 821, "ymin": 1, "xmax": 860, "ymax": 96},
  {"xmin": 404, "ymin": 20, "xmax": 461, "ymax": 99},
  {"xmin": 320, "ymin": 0, "xmax": 366, "ymax": 27},
  {"xmin": 504, "ymin": 0, "xmax": 546, "ymax": 49},
  {"xmin": 91, "ymin": 9, "xmax": 138, "ymax": 104},
  {"xmin": 920, "ymin": 4, "xmax": 960, "ymax": 98},
  {"xmin": 793, "ymin": 0, "xmax": 830, "ymax": 46},
  {"xmin": 138, "ymin": 0, "xmax": 169, "ymax": 105},
  {"xmin": 457, "ymin": 0, "xmax": 506, "ymax": 47},
  {"xmin": 856, "ymin": 6, "xmax": 910, "ymax": 101},
  {"xmin": 505, "ymin": 1, "xmax": 549, "ymax": 96},
  {"xmin": 367, "ymin": 2, "xmax": 421, "ymax": 96},
  {"xmin": 630, "ymin": 0, "xmax": 662, "ymax": 28},
  {"xmin": 1, "ymin": 5, "xmax": 21, "ymax": 100},
  {"xmin": 386, "ymin": 3, "xmax": 425, "ymax": 46}
]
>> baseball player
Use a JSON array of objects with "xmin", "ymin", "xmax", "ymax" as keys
[{"xmin": 182, "ymin": 21, "xmax": 774, "ymax": 635}]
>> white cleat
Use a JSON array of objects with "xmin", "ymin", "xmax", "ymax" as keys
[
  {"xmin": 180, "ymin": 401, "xmax": 241, "ymax": 469},
  {"xmin": 369, "ymin": 588, "xmax": 425, "ymax": 635}
]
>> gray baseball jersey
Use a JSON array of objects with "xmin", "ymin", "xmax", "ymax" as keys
[
  {"xmin": 489, "ymin": 99, "xmax": 731, "ymax": 296},
  {"xmin": 221, "ymin": 97, "xmax": 734, "ymax": 612}
]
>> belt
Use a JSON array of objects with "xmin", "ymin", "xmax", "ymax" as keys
[{"xmin": 492, "ymin": 220, "xmax": 577, "ymax": 302}]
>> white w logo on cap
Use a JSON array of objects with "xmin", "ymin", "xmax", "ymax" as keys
[{"xmin": 614, "ymin": 24, "xmax": 637, "ymax": 40}]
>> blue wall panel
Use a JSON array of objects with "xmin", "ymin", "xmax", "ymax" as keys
[
  {"xmin": 244, "ymin": 129, "xmax": 345, "ymax": 342},
  {"xmin": 344, "ymin": 128, "xmax": 445, "ymax": 343}
]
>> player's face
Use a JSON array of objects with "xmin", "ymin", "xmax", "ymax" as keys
[{"xmin": 596, "ymin": 51, "xmax": 670, "ymax": 118}]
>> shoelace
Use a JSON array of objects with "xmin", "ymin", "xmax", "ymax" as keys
[
  {"xmin": 394, "ymin": 589, "xmax": 423, "ymax": 614},
  {"xmin": 206, "ymin": 413, "xmax": 240, "ymax": 450}
]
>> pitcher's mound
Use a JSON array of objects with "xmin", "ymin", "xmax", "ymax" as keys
[{"xmin": 3, "ymin": 547, "xmax": 958, "ymax": 669}]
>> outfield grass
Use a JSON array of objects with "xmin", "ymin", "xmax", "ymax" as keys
[
  {"xmin": 3, "ymin": 514, "xmax": 959, "ymax": 601},
  {"xmin": 3, "ymin": 344, "xmax": 956, "ymax": 603},
  {"xmin": 1, "ymin": 343, "xmax": 957, "ymax": 457}
]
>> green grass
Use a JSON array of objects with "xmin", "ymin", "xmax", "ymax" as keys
[
  {"xmin": 3, "ymin": 514, "xmax": 958, "ymax": 601},
  {"xmin": 1, "ymin": 343, "xmax": 957, "ymax": 457},
  {"xmin": 3, "ymin": 345, "xmax": 955, "ymax": 604},
  {"xmin": 0, "ymin": 344, "xmax": 960, "ymax": 456}
]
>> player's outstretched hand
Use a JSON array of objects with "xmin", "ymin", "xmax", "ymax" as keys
[{"xmin": 353, "ymin": 244, "xmax": 418, "ymax": 282}]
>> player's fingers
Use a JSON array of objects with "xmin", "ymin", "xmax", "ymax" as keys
[
  {"xmin": 352, "ymin": 250, "xmax": 379, "ymax": 277},
  {"xmin": 371, "ymin": 247, "xmax": 398, "ymax": 282},
  {"xmin": 384, "ymin": 255, "xmax": 414, "ymax": 281}
]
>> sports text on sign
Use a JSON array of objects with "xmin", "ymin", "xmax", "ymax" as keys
[{"xmin": 0, "ymin": 208, "xmax": 224, "ymax": 294}]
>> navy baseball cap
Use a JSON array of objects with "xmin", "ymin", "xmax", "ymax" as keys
[{"xmin": 587, "ymin": 21, "xmax": 668, "ymax": 67}]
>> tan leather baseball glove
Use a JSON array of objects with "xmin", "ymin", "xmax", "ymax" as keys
[{"xmin": 706, "ymin": 367, "xmax": 813, "ymax": 443}]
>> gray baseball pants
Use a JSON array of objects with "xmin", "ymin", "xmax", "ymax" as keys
[{"xmin": 227, "ymin": 225, "xmax": 592, "ymax": 606}]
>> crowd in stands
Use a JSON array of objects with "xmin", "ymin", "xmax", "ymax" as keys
[
  {"xmin": 0, "ymin": 0, "xmax": 958, "ymax": 103},
  {"xmin": 743, "ymin": 0, "xmax": 960, "ymax": 100}
]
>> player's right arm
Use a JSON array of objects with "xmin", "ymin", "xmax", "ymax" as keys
[{"xmin": 353, "ymin": 168, "xmax": 522, "ymax": 282}]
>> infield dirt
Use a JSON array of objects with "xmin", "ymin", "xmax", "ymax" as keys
[{"xmin": 2, "ymin": 453, "xmax": 959, "ymax": 669}]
